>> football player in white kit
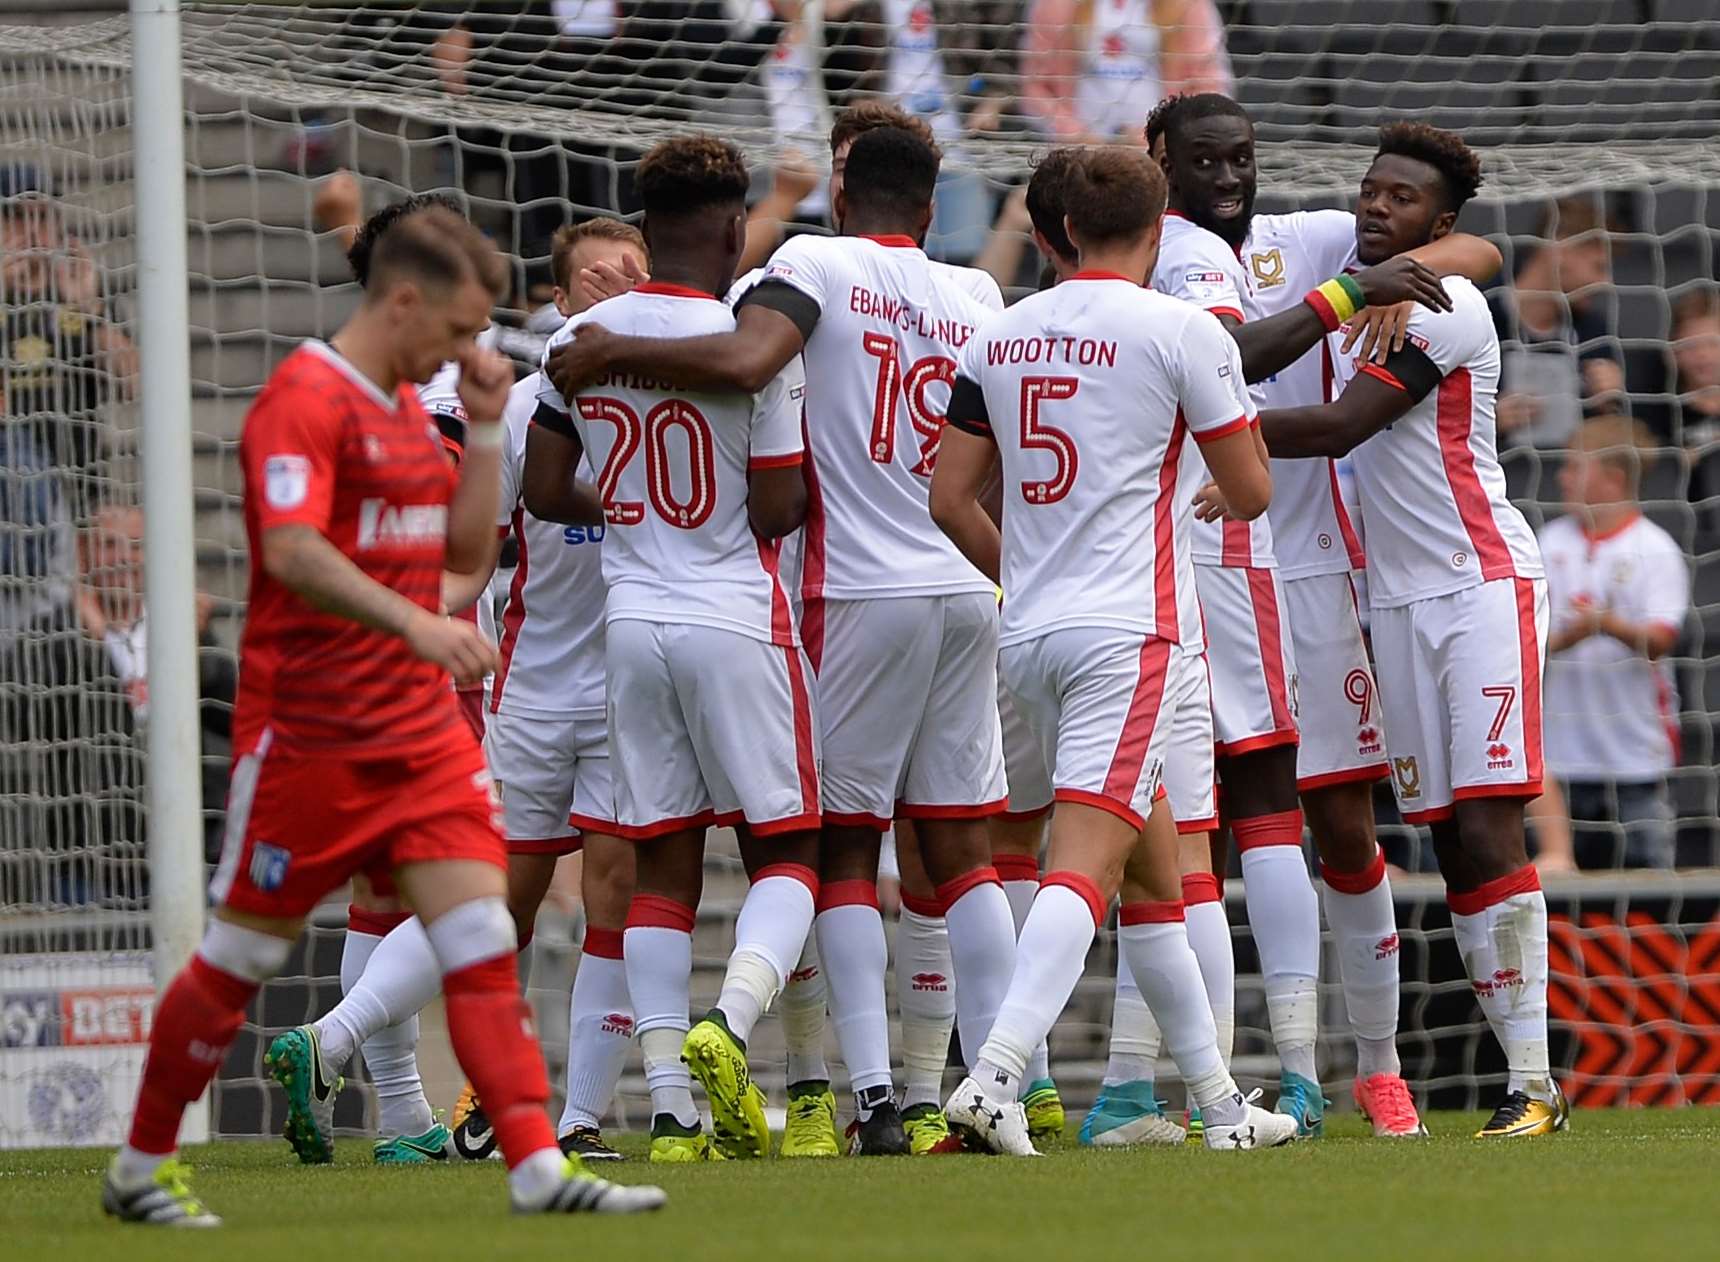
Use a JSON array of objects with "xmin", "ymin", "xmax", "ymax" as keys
[
  {"xmin": 1254, "ymin": 124, "xmax": 1562, "ymax": 1140},
  {"xmin": 538, "ymin": 137, "xmax": 823, "ymax": 1164},
  {"xmin": 930, "ymin": 145, "xmax": 1295, "ymax": 1156},
  {"xmin": 1147, "ymin": 92, "xmax": 1501, "ymax": 1138},
  {"xmin": 547, "ymin": 126, "xmax": 1016, "ymax": 1157},
  {"xmin": 1155, "ymin": 91, "xmax": 1506, "ymax": 1134}
]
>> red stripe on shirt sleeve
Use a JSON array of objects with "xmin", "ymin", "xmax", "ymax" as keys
[
  {"xmin": 749, "ymin": 452, "xmax": 804, "ymax": 470},
  {"xmin": 1192, "ymin": 413, "xmax": 1252, "ymax": 444},
  {"xmin": 1360, "ymin": 362, "xmax": 1408, "ymax": 392}
]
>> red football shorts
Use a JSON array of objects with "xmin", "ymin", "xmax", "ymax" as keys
[{"xmin": 209, "ymin": 728, "xmax": 506, "ymax": 919}]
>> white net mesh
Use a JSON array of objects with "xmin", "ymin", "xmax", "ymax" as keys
[{"xmin": 2, "ymin": 0, "xmax": 1718, "ymax": 1147}]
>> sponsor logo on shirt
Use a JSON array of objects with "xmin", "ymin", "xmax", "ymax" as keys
[
  {"xmin": 357, "ymin": 499, "xmax": 449, "ymax": 549},
  {"xmin": 562, "ymin": 523, "xmax": 606, "ymax": 546},
  {"xmin": 1406, "ymin": 332, "xmax": 1430, "ymax": 352},
  {"xmin": 1250, "ymin": 248, "xmax": 1287, "ymax": 288},
  {"xmin": 263, "ymin": 453, "xmax": 311, "ymax": 510}
]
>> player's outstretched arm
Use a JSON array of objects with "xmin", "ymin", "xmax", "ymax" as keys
[
  {"xmin": 1345, "ymin": 234, "xmax": 1504, "ymax": 363},
  {"xmin": 928, "ymin": 417, "xmax": 1003, "ymax": 584},
  {"xmin": 546, "ymin": 303, "xmax": 806, "ymax": 399},
  {"xmin": 521, "ymin": 422, "xmax": 604, "ymax": 527},
  {"xmin": 1257, "ymin": 370, "xmax": 1422, "ymax": 460},
  {"xmin": 261, "ymin": 525, "xmax": 495, "ymax": 686},
  {"xmin": 1229, "ymin": 256, "xmax": 1452, "ymax": 384},
  {"xmin": 444, "ymin": 345, "xmax": 513, "ymax": 574}
]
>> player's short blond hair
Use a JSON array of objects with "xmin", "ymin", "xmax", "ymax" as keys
[
  {"xmin": 1572, "ymin": 414, "xmax": 1653, "ymax": 489},
  {"xmin": 551, "ymin": 218, "xmax": 648, "ymax": 293}
]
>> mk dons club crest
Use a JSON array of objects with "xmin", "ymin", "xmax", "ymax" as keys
[
  {"xmin": 1393, "ymin": 756, "xmax": 1421, "ymax": 800},
  {"xmin": 1250, "ymin": 247, "xmax": 1287, "ymax": 289}
]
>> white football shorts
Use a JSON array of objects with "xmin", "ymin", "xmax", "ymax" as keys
[
  {"xmin": 817, "ymin": 593, "xmax": 1007, "ymax": 827},
  {"xmin": 1194, "ymin": 562, "xmax": 1300, "ymax": 758},
  {"xmin": 1001, "ymin": 628, "xmax": 1205, "ymax": 831},
  {"xmin": 1369, "ymin": 576, "xmax": 1549, "ymax": 823},
  {"xmin": 605, "ymin": 620, "xmax": 821, "ymax": 840},
  {"xmin": 1164, "ymin": 653, "xmax": 1217, "ymax": 834},
  {"xmin": 484, "ymin": 708, "xmax": 612, "ymax": 852},
  {"xmin": 999, "ymin": 675, "xmax": 1054, "ymax": 820},
  {"xmin": 1282, "ymin": 572, "xmax": 1391, "ymax": 790}
]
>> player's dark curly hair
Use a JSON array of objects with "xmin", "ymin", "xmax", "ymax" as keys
[
  {"xmin": 1145, "ymin": 92, "xmax": 1250, "ymax": 157},
  {"xmin": 348, "ymin": 192, "xmax": 465, "ymax": 287},
  {"xmin": 1375, "ymin": 122, "xmax": 1484, "ymax": 213},
  {"xmin": 1063, "ymin": 146, "xmax": 1167, "ymax": 247},
  {"xmin": 636, "ymin": 135, "xmax": 750, "ymax": 216},
  {"xmin": 841, "ymin": 126, "xmax": 940, "ymax": 221},
  {"xmin": 1025, "ymin": 147, "xmax": 1080, "ymax": 264}
]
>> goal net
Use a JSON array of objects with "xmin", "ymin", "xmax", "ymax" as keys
[{"xmin": 2, "ymin": 0, "xmax": 1718, "ymax": 1148}]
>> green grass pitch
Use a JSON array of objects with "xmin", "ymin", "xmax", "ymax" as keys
[{"xmin": 10, "ymin": 1110, "xmax": 1719, "ymax": 1260}]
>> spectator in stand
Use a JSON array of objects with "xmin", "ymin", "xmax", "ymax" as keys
[
  {"xmin": 1530, "ymin": 417, "xmax": 1689, "ymax": 871},
  {"xmin": 73, "ymin": 505, "xmax": 237, "ymax": 865},
  {"xmin": 1019, "ymin": 0, "xmax": 1231, "ymax": 144},
  {"xmin": 1649, "ymin": 284, "xmax": 1720, "ymax": 449},
  {"xmin": 1, "ymin": 165, "xmax": 137, "ymax": 514},
  {"xmin": 1488, "ymin": 193, "xmax": 1624, "ymax": 451}
]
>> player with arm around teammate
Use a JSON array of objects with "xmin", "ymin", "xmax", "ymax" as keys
[
  {"xmin": 929, "ymin": 146, "xmax": 1296, "ymax": 1156},
  {"xmin": 1252, "ymin": 124, "xmax": 1563, "ymax": 1139},
  {"xmin": 547, "ymin": 125, "xmax": 1019, "ymax": 1159},
  {"xmin": 538, "ymin": 136, "xmax": 821, "ymax": 1164}
]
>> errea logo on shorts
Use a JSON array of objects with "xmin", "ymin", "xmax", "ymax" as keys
[{"xmin": 357, "ymin": 499, "xmax": 448, "ymax": 549}]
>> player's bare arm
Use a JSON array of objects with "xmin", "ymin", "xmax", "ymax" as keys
[
  {"xmin": 1197, "ymin": 424, "xmax": 1272, "ymax": 519},
  {"xmin": 746, "ymin": 463, "xmax": 807, "ymax": 538},
  {"xmin": 441, "ymin": 532, "xmax": 503, "ymax": 614},
  {"xmin": 546, "ymin": 300, "xmax": 805, "ymax": 398},
  {"xmin": 1345, "ymin": 232, "xmax": 1505, "ymax": 363},
  {"xmin": 260, "ymin": 524, "xmax": 495, "ymax": 686},
  {"xmin": 927, "ymin": 418, "xmax": 1003, "ymax": 584},
  {"xmin": 1226, "ymin": 254, "xmax": 1451, "ymax": 384},
  {"xmin": 521, "ymin": 422, "xmax": 604, "ymax": 526},
  {"xmin": 1257, "ymin": 367, "xmax": 1424, "ymax": 460}
]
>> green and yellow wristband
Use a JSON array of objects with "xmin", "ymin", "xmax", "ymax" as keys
[{"xmin": 1304, "ymin": 273, "xmax": 1366, "ymax": 332}]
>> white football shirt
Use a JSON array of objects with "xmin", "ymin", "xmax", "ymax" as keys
[
  {"xmin": 1330, "ymin": 276, "xmax": 1543, "ymax": 608},
  {"xmin": 1151, "ymin": 211, "xmax": 1277, "ymax": 569},
  {"xmin": 1243, "ymin": 209, "xmax": 1369, "ymax": 579},
  {"xmin": 757, "ymin": 232, "xmax": 997, "ymax": 603},
  {"xmin": 538, "ymin": 283, "xmax": 805, "ymax": 645},
  {"xmin": 952, "ymin": 273, "xmax": 1256, "ymax": 649},
  {"xmin": 1540, "ymin": 513, "xmax": 1689, "ymax": 780},
  {"xmin": 489, "ymin": 372, "xmax": 608, "ymax": 719}
]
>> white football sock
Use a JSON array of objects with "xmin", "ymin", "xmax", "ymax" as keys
[
  {"xmin": 1104, "ymin": 954, "xmax": 1162, "ymax": 1087},
  {"xmin": 778, "ymin": 936, "xmax": 830, "ymax": 1087},
  {"xmin": 717, "ymin": 867, "xmax": 815, "ymax": 1043},
  {"xmin": 895, "ymin": 904, "xmax": 955, "ymax": 1109},
  {"xmin": 1119, "ymin": 909, "xmax": 1242, "ymax": 1122},
  {"xmin": 338, "ymin": 926, "xmax": 433, "ymax": 1137},
  {"xmin": 625, "ymin": 903, "xmax": 698, "ymax": 1128},
  {"xmin": 1449, "ymin": 867, "xmax": 1551, "ymax": 1100},
  {"xmin": 1182, "ymin": 872, "xmax": 1235, "ymax": 1068},
  {"xmin": 974, "ymin": 880, "xmax": 1099, "ymax": 1103},
  {"xmin": 815, "ymin": 890, "xmax": 893, "ymax": 1096},
  {"xmin": 942, "ymin": 871, "xmax": 1017, "ymax": 1067},
  {"xmin": 1321, "ymin": 849, "xmax": 1403, "ymax": 1078},
  {"xmin": 507, "ymin": 1148, "xmax": 570, "ymax": 1205},
  {"xmin": 558, "ymin": 927, "xmax": 631, "ymax": 1134},
  {"xmin": 1238, "ymin": 834, "xmax": 1321, "ymax": 1083},
  {"xmin": 318, "ymin": 916, "xmax": 441, "ymax": 1073},
  {"xmin": 995, "ymin": 858, "xmax": 1051, "ymax": 1085}
]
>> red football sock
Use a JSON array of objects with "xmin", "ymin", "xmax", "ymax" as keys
[
  {"xmin": 443, "ymin": 953, "xmax": 556, "ymax": 1168},
  {"xmin": 127, "ymin": 956, "xmax": 257, "ymax": 1155}
]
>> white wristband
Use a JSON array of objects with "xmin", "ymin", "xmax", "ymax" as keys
[{"xmin": 464, "ymin": 423, "xmax": 504, "ymax": 451}]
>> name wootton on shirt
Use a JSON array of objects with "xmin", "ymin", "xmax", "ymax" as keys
[{"xmin": 984, "ymin": 335, "xmax": 1120, "ymax": 368}]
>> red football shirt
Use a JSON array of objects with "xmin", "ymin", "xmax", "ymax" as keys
[{"xmin": 234, "ymin": 341, "xmax": 464, "ymax": 757}]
